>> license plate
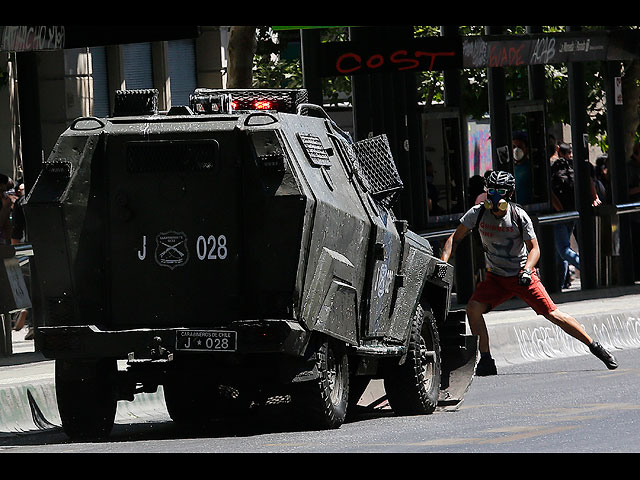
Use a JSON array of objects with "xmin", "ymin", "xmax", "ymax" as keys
[{"xmin": 176, "ymin": 330, "xmax": 237, "ymax": 352}]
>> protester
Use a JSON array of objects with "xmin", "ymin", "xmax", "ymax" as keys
[{"xmin": 440, "ymin": 170, "xmax": 618, "ymax": 375}]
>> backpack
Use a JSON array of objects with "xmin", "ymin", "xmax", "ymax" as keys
[{"xmin": 550, "ymin": 158, "xmax": 575, "ymax": 210}]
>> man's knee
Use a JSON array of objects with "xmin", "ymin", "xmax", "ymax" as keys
[
  {"xmin": 466, "ymin": 300, "xmax": 488, "ymax": 317},
  {"xmin": 544, "ymin": 307, "xmax": 573, "ymax": 326}
]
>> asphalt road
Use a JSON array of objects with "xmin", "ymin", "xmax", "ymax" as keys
[{"xmin": 0, "ymin": 346, "xmax": 638, "ymax": 454}]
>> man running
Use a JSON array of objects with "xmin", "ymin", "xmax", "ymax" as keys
[{"xmin": 440, "ymin": 170, "xmax": 618, "ymax": 375}]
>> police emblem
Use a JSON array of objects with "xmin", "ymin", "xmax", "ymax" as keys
[{"xmin": 155, "ymin": 231, "xmax": 189, "ymax": 269}]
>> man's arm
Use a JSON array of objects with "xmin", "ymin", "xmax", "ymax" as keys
[
  {"xmin": 589, "ymin": 177, "xmax": 601, "ymax": 206},
  {"xmin": 550, "ymin": 191, "xmax": 563, "ymax": 212},
  {"xmin": 523, "ymin": 237, "xmax": 540, "ymax": 271},
  {"xmin": 440, "ymin": 223, "xmax": 470, "ymax": 263}
]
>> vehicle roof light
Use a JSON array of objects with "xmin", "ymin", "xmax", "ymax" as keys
[
  {"xmin": 191, "ymin": 89, "xmax": 309, "ymax": 114},
  {"xmin": 189, "ymin": 92, "xmax": 232, "ymax": 114},
  {"xmin": 253, "ymin": 100, "xmax": 273, "ymax": 110}
]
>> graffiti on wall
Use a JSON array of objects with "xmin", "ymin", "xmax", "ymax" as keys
[
  {"xmin": 513, "ymin": 314, "xmax": 640, "ymax": 363},
  {"xmin": 467, "ymin": 119, "xmax": 492, "ymax": 178},
  {"xmin": 0, "ymin": 26, "xmax": 65, "ymax": 52},
  {"xmin": 462, "ymin": 33, "xmax": 611, "ymax": 69}
]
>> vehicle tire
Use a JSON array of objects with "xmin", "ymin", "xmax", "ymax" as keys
[
  {"xmin": 383, "ymin": 303, "xmax": 441, "ymax": 416},
  {"xmin": 55, "ymin": 359, "xmax": 117, "ymax": 440},
  {"xmin": 292, "ymin": 336, "xmax": 349, "ymax": 429}
]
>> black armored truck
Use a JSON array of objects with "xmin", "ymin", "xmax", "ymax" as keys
[{"xmin": 24, "ymin": 88, "xmax": 477, "ymax": 439}]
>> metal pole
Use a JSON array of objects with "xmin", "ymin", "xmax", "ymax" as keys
[
  {"xmin": 441, "ymin": 26, "xmax": 474, "ymax": 304},
  {"xmin": 566, "ymin": 25, "xmax": 597, "ymax": 290},
  {"xmin": 604, "ymin": 55, "xmax": 635, "ymax": 285},
  {"xmin": 526, "ymin": 26, "xmax": 561, "ymax": 292},
  {"xmin": 485, "ymin": 26, "xmax": 510, "ymax": 173},
  {"xmin": 348, "ymin": 27, "xmax": 373, "ymax": 142},
  {"xmin": 15, "ymin": 52, "xmax": 43, "ymax": 195},
  {"xmin": 300, "ymin": 29, "xmax": 323, "ymax": 106},
  {"xmin": 526, "ymin": 26, "xmax": 546, "ymax": 101}
]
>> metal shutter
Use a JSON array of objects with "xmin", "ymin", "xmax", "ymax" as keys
[
  {"xmin": 168, "ymin": 39, "xmax": 197, "ymax": 107},
  {"xmin": 123, "ymin": 42, "xmax": 153, "ymax": 90},
  {"xmin": 89, "ymin": 46, "xmax": 110, "ymax": 118}
]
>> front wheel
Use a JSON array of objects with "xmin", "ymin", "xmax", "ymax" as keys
[
  {"xmin": 384, "ymin": 304, "xmax": 441, "ymax": 416},
  {"xmin": 292, "ymin": 336, "xmax": 349, "ymax": 429}
]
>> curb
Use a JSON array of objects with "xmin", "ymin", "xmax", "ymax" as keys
[
  {"xmin": 485, "ymin": 303, "xmax": 640, "ymax": 367},
  {"xmin": 0, "ymin": 380, "xmax": 169, "ymax": 436},
  {"xmin": 2, "ymin": 294, "xmax": 640, "ymax": 435}
]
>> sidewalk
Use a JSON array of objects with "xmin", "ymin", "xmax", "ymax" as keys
[
  {"xmin": 469, "ymin": 283, "xmax": 640, "ymax": 367},
  {"xmin": 2, "ymin": 284, "xmax": 640, "ymax": 434}
]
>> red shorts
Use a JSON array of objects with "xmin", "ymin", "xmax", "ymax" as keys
[{"xmin": 470, "ymin": 270, "xmax": 557, "ymax": 315}]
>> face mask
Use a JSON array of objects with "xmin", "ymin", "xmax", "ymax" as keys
[
  {"xmin": 484, "ymin": 188, "xmax": 509, "ymax": 212},
  {"xmin": 513, "ymin": 147, "xmax": 525, "ymax": 162}
]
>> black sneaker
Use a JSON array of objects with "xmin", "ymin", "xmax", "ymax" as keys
[
  {"xmin": 475, "ymin": 356, "xmax": 497, "ymax": 376},
  {"xmin": 589, "ymin": 342, "xmax": 618, "ymax": 370}
]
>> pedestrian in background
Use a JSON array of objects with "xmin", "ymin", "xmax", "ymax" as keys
[
  {"xmin": 550, "ymin": 143, "xmax": 601, "ymax": 289},
  {"xmin": 0, "ymin": 174, "xmax": 16, "ymax": 245}
]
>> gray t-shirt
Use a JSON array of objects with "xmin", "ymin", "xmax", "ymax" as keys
[{"xmin": 460, "ymin": 203, "xmax": 536, "ymax": 277}]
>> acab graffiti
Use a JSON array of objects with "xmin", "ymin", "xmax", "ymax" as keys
[{"xmin": 513, "ymin": 314, "xmax": 640, "ymax": 362}]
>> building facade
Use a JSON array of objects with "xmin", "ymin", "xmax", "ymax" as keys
[{"xmin": 0, "ymin": 26, "xmax": 229, "ymax": 183}]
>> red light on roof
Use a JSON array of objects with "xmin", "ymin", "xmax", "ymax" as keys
[
  {"xmin": 231, "ymin": 100, "xmax": 239, "ymax": 110},
  {"xmin": 253, "ymin": 100, "xmax": 273, "ymax": 110}
]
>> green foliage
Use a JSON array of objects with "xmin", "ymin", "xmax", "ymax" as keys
[
  {"xmin": 252, "ymin": 26, "xmax": 351, "ymax": 105},
  {"xmin": 252, "ymin": 27, "xmax": 303, "ymax": 89}
]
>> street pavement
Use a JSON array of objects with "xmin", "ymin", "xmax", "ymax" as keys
[{"xmin": 2, "ymin": 283, "xmax": 640, "ymax": 435}]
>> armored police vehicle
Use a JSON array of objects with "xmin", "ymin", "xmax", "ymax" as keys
[{"xmin": 24, "ymin": 88, "xmax": 477, "ymax": 439}]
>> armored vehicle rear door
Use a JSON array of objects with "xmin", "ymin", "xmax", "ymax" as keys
[{"xmin": 105, "ymin": 122, "xmax": 243, "ymax": 329}]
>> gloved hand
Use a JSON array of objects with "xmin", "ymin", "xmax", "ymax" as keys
[{"xmin": 518, "ymin": 268, "xmax": 532, "ymax": 286}]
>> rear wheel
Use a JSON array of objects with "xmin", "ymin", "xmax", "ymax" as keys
[
  {"xmin": 55, "ymin": 359, "xmax": 118, "ymax": 440},
  {"xmin": 292, "ymin": 336, "xmax": 349, "ymax": 429},
  {"xmin": 384, "ymin": 304, "xmax": 441, "ymax": 415}
]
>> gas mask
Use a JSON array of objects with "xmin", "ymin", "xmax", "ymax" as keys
[{"xmin": 483, "ymin": 188, "xmax": 509, "ymax": 212}]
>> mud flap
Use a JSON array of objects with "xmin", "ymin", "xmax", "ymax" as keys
[{"xmin": 437, "ymin": 310, "xmax": 478, "ymax": 411}]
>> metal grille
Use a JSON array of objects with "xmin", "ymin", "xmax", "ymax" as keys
[
  {"xmin": 113, "ymin": 89, "xmax": 158, "ymax": 117},
  {"xmin": 297, "ymin": 133, "xmax": 331, "ymax": 167},
  {"xmin": 351, "ymin": 135, "xmax": 403, "ymax": 200},
  {"xmin": 126, "ymin": 141, "xmax": 219, "ymax": 174}
]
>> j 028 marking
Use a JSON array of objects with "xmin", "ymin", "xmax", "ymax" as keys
[
  {"xmin": 196, "ymin": 234, "xmax": 227, "ymax": 260},
  {"xmin": 137, "ymin": 234, "xmax": 228, "ymax": 261}
]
